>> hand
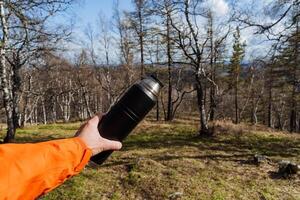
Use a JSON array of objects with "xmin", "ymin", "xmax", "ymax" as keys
[{"xmin": 75, "ymin": 114, "xmax": 122, "ymax": 156}]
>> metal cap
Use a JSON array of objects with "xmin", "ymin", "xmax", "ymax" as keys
[{"xmin": 137, "ymin": 76, "xmax": 163, "ymax": 100}]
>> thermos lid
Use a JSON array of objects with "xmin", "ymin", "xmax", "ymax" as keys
[{"xmin": 138, "ymin": 75, "xmax": 163, "ymax": 100}]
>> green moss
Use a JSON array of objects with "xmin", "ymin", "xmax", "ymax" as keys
[
  {"xmin": 211, "ymin": 191, "xmax": 226, "ymax": 200},
  {"xmin": 111, "ymin": 191, "xmax": 122, "ymax": 200}
]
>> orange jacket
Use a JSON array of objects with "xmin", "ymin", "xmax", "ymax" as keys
[{"xmin": 0, "ymin": 137, "xmax": 92, "ymax": 200}]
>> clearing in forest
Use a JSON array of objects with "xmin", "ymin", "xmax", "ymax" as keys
[{"xmin": 1, "ymin": 119, "xmax": 299, "ymax": 200}]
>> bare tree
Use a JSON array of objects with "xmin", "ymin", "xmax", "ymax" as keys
[
  {"xmin": 0, "ymin": 0, "xmax": 13, "ymax": 142},
  {"xmin": 206, "ymin": 10, "xmax": 230, "ymax": 121},
  {"xmin": 0, "ymin": 0, "xmax": 75, "ymax": 142},
  {"xmin": 130, "ymin": 0, "xmax": 153, "ymax": 79},
  {"xmin": 113, "ymin": 3, "xmax": 136, "ymax": 86},
  {"xmin": 152, "ymin": 0, "xmax": 177, "ymax": 121},
  {"xmin": 170, "ymin": 0, "xmax": 217, "ymax": 135},
  {"xmin": 235, "ymin": 0, "xmax": 300, "ymax": 42}
]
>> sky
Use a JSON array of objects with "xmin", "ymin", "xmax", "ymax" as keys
[
  {"xmin": 57, "ymin": 0, "xmax": 276, "ymax": 62},
  {"xmin": 54, "ymin": 0, "xmax": 133, "ymax": 60},
  {"xmin": 71, "ymin": 0, "xmax": 132, "ymax": 29}
]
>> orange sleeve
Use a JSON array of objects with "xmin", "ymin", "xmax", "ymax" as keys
[{"xmin": 0, "ymin": 137, "xmax": 92, "ymax": 200}]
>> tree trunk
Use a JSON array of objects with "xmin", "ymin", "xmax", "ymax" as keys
[
  {"xmin": 21, "ymin": 75, "xmax": 33, "ymax": 127},
  {"xmin": 267, "ymin": 84, "xmax": 273, "ymax": 127},
  {"xmin": 290, "ymin": 103, "xmax": 297, "ymax": 132},
  {"xmin": 83, "ymin": 87, "xmax": 92, "ymax": 118},
  {"xmin": 208, "ymin": 12, "xmax": 216, "ymax": 122},
  {"xmin": 251, "ymin": 99, "xmax": 259, "ymax": 125},
  {"xmin": 156, "ymin": 98, "xmax": 160, "ymax": 121},
  {"xmin": 298, "ymin": 117, "xmax": 300, "ymax": 133},
  {"xmin": 209, "ymin": 86, "xmax": 216, "ymax": 121},
  {"xmin": 59, "ymin": 93, "xmax": 72, "ymax": 122},
  {"xmin": 99, "ymin": 90, "xmax": 103, "ymax": 113},
  {"xmin": 289, "ymin": 72, "xmax": 297, "ymax": 133},
  {"xmin": 34, "ymin": 106, "xmax": 38, "ymax": 124},
  {"xmin": 138, "ymin": 5, "xmax": 144, "ymax": 79},
  {"xmin": 12, "ymin": 94, "xmax": 20, "ymax": 128},
  {"xmin": 42, "ymin": 99, "xmax": 47, "ymax": 124},
  {"xmin": 166, "ymin": 12, "xmax": 173, "ymax": 121},
  {"xmin": 196, "ymin": 76, "xmax": 210, "ymax": 136},
  {"xmin": 11, "ymin": 57, "xmax": 22, "ymax": 129},
  {"xmin": 0, "ymin": 1, "xmax": 16, "ymax": 142},
  {"xmin": 266, "ymin": 62, "xmax": 274, "ymax": 127},
  {"xmin": 289, "ymin": 21, "xmax": 299, "ymax": 133},
  {"xmin": 234, "ymin": 75, "xmax": 239, "ymax": 124},
  {"xmin": 277, "ymin": 114, "xmax": 283, "ymax": 131},
  {"xmin": 20, "ymin": 95, "xmax": 28, "ymax": 128},
  {"xmin": 52, "ymin": 101, "xmax": 57, "ymax": 123}
]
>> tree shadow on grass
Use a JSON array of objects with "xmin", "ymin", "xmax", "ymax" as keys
[
  {"xmin": 122, "ymin": 132, "xmax": 300, "ymax": 162},
  {"xmin": 10, "ymin": 126, "xmax": 300, "ymax": 167},
  {"xmin": 100, "ymin": 153, "xmax": 256, "ymax": 169},
  {"xmin": 97, "ymin": 131, "xmax": 300, "ymax": 169},
  {"xmin": 147, "ymin": 153, "xmax": 254, "ymax": 164}
]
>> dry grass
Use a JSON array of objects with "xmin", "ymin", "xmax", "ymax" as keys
[{"xmin": 0, "ymin": 119, "xmax": 300, "ymax": 199}]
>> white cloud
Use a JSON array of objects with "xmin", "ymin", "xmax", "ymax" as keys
[{"xmin": 205, "ymin": 0, "xmax": 229, "ymax": 16}]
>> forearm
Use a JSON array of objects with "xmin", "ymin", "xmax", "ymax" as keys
[{"xmin": 0, "ymin": 137, "xmax": 92, "ymax": 200}]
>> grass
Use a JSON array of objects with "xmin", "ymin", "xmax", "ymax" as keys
[{"xmin": 1, "ymin": 119, "xmax": 300, "ymax": 200}]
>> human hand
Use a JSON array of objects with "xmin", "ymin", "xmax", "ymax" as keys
[{"xmin": 75, "ymin": 114, "xmax": 122, "ymax": 156}]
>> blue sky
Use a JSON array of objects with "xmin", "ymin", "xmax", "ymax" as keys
[
  {"xmin": 57, "ymin": 0, "xmax": 275, "ymax": 62},
  {"xmin": 71, "ymin": 0, "xmax": 132, "ymax": 29},
  {"xmin": 55, "ymin": 0, "xmax": 134, "ymax": 60}
]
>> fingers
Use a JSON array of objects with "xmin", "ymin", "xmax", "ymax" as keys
[
  {"xmin": 100, "ymin": 137, "xmax": 122, "ymax": 152},
  {"xmin": 75, "ymin": 112, "xmax": 122, "ymax": 156}
]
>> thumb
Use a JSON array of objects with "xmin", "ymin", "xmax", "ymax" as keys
[
  {"xmin": 100, "ymin": 138, "xmax": 122, "ymax": 152},
  {"xmin": 88, "ymin": 114, "xmax": 102, "ymax": 127}
]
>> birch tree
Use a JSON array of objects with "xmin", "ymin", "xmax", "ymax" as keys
[{"xmin": 0, "ymin": 0, "xmax": 75, "ymax": 142}]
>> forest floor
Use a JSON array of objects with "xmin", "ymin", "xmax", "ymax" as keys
[{"xmin": 1, "ymin": 118, "xmax": 300, "ymax": 200}]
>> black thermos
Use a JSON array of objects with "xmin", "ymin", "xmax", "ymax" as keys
[{"xmin": 91, "ymin": 76, "xmax": 163, "ymax": 165}]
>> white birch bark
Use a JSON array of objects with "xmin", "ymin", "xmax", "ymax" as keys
[{"xmin": 0, "ymin": 1, "xmax": 15, "ymax": 142}]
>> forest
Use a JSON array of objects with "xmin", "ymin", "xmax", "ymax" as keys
[{"xmin": 0, "ymin": 0, "xmax": 299, "ymax": 199}]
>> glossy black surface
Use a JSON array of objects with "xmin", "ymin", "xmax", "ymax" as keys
[{"xmin": 90, "ymin": 83, "xmax": 157, "ymax": 165}]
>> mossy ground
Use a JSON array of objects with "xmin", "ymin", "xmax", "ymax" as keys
[{"xmin": 1, "ymin": 119, "xmax": 299, "ymax": 200}]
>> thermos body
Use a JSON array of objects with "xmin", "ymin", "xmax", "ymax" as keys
[{"xmin": 90, "ymin": 76, "xmax": 163, "ymax": 165}]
